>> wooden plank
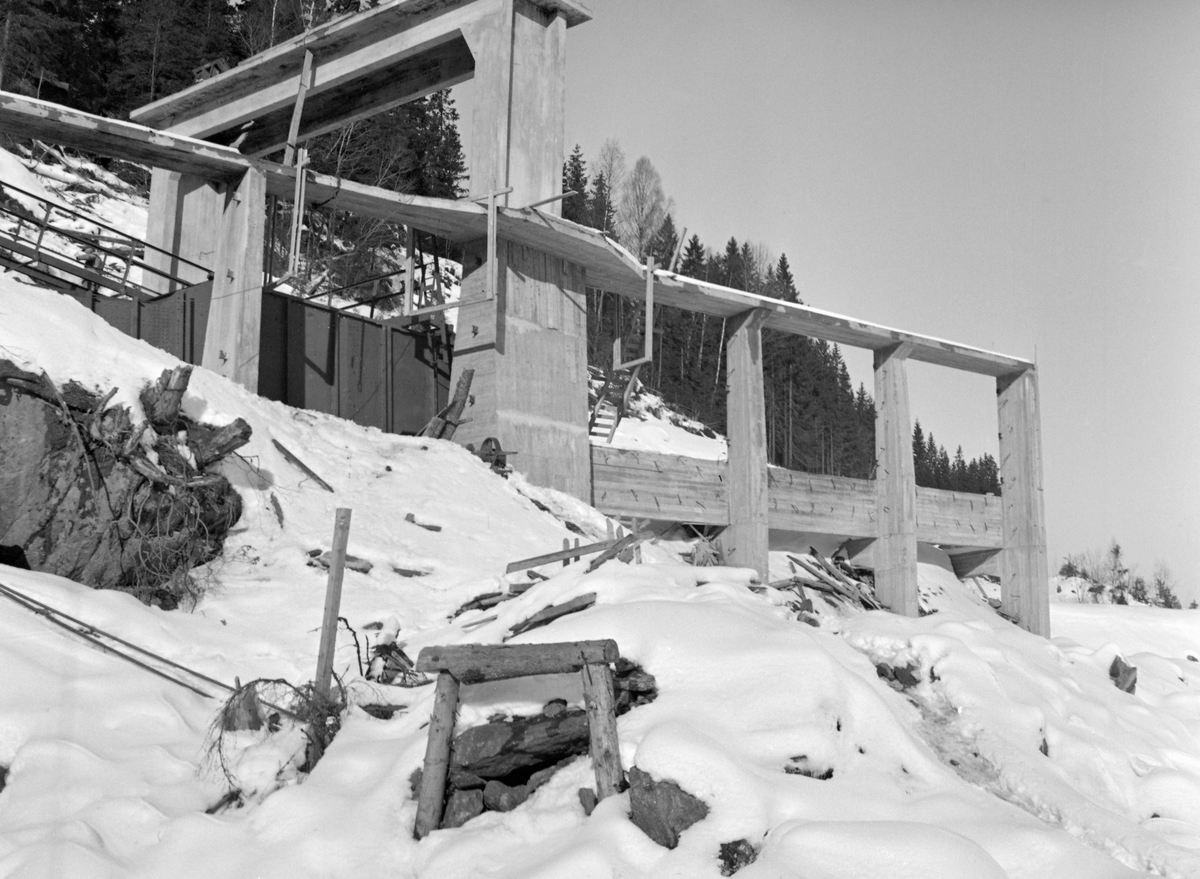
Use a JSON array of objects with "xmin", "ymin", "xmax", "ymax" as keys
[
  {"xmin": 414, "ymin": 671, "xmax": 459, "ymax": 839},
  {"xmin": 313, "ymin": 509, "xmax": 352, "ymax": 701},
  {"xmin": 996, "ymin": 367, "xmax": 1050, "ymax": 636},
  {"xmin": 722, "ymin": 308, "xmax": 770, "ymax": 578},
  {"xmin": 768, "ymin": 468, "xmax": 876, "ymax": 537},
  {"xmin": 201, "ymin": 168, "xmax": 266, "ymax": 390},
  {"xmin": 509, "ymin": 593, "xmax": 596, "ymax": 636},
  {"xmin": 580, "ymin": 661, "xmax": 623, "ymax": 799},
  {"xmin": 914, "ymin": 486, "xmax": 1003, "ymax": 548},
  {"xmin": 873, "ymin": 343, "xmax": 919, "ymax": 616},
  {"xmin": 505, "ymin": 538, "xmax": 620, "ymax": 573},
  {"xmin": 416, "ymin": 639, "xmax": 618, "ymax": 681},
  {"xmin": 272, "ymin": 438, "xmax": 335, "ymax": 492}
]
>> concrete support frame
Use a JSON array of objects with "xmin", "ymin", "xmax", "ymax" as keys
[
  {"xmin": 873, "ymin": 343, "xmax": 919, "ymax": 617},
  {"xmin": 997, "ymin": 367, "xmax": 1050, "ymax": 636},
  {"xmin": 201, "ymin": 169, "xmax": 267, "ymax": 389},
  {"xmin": 721, "ymin": 308, "xmax": 770, "ymax": 579}
]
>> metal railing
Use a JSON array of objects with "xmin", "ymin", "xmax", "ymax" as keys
[{"xmin": 0, "ymin": 179, "xmax": 212, "ymax": 300}]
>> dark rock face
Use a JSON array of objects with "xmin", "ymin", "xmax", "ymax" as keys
[
  {"xmin": 627, "ymin": 766, "xmax": 708, "ymax": 849},
  {"xmin": 0, "ymin": 362, "xmax": 244, "ymax": 607}
]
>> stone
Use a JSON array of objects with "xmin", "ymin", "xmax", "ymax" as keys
[
  {"xmin": 450, "ymin": 709, "xmax": 589, "ymax": 779},
  {"xmin": 1109, "ymin": 655, "xmax": 1137, "ymax": 694},
  {"xmin": 719, "ymin": 839, "xmax": 758, "ymax": 876},
  {"xmin": 441, "ymin": 789, "xmax": 484, "ymax": 829},
  {"xmin": 482, "ymin": 779, "xmax": 529, "ymax": 812},
  {"xmin": 578, "ymin": 787, "xmax": 598, "ymax": 816},
  {"xmin": 543, "ymin": 698, "xmax": 568, "ymax": 717},
  {"xmin": 627, "ymin": 766, "xmax": 708, "ymax": 849}
]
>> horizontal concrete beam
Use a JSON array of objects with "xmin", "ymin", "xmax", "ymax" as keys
[{"xmin": 131, "ymin": 0, "xmax": 589, "ymax": 144}]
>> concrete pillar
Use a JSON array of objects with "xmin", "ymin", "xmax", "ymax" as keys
[
  {"xmin": 143, "ymin": 168, "xmax": 222, "ymax": 293},
  {"xmin": 452, "ymin": 238, "xmax": 590, "ymax": 500},
  {"xmin": 201, "ymin": 168, "xmax": 266, "ymax": 391},
  {"xmin": 997, "ymin": 367, "xmax": 1050, "ymax": 636},
  {"xmin": 721, "ymin": 308, "xmax": 770, "ymax": 580},
  {"xmin": 451, "ymin": 0, "xmax": 588, "ymax": 499},
  {"xmin": 873, "ymin": 342, "xmax": 919, "ymax": 616}
]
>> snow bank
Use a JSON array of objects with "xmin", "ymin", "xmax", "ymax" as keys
[{"xmin": 2, "ymin": 253, "xmax": 1200, "ymax": 877}]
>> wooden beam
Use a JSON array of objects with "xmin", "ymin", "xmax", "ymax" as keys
[
  {"xmin": 996, "ymin": 367, "xmax": 1050, "ymax": 636},
  {"xmin": 201, "ymin": 168, "xmax": 266, "ymax": 390},
  {"xmin": 415, "ymin": 640, "xmax": 619, "ymax": 682},
  {"xmin": 873, "ymin": 342, "xmax": 919, "ymax": 616},
  {"xmin": 947, "ymin": 547, "xmax": 1002, "ymax": 580},
  {"xmin": 722, "ymin": 308, "xmax": 770, "ymax": 579},
  {"xmin": 581, "ymin": 661, "xmax": 623, "ymax": 799},
  {"xmin": 414, "ymin": 671, "xmax": 459, "ymax": 839}
]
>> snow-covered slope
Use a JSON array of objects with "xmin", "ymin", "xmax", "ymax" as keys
[{"xmin": 3, "ymin": 198, "xmax": 1200, "ymax": 878}]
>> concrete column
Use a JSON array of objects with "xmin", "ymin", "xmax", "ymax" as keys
[
  {"xmin": 143, "ymin": 168, "xmax": 222, "ymax": 293},
  {"xmin": 451, "ymin": 0, "xmax": 586, "ymax": 499},
  {"xmin": 997, "ymin": 367, "xmax": 1050, "ymax": 636},
  {"xmin": 873, "ymin": 342, "xmax": 919, "ymax": 616},
  {"xmin": 452, "ymin": 239, "xmax": 590, "ymax": 500},
  {"xmin": 721, "ymin": 308, "xmax": 770, "ymax": 580},
  {"xmin": 201, "ymin": 168, "xmax": 266, "ymax": 391}
]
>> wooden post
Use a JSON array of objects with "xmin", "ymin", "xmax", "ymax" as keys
[
  {"xmin": 414, "ymin": 671, "xmax": 460, "ymax": 839},
  {"xmin": 314, "ymin": 508, "xmax": 352, "ymax": 701},
  {"xmin": 873, "ymin": 343, "xmax": 919, "ymax": 617},
  {"xmin": 722, "ymin": 307, "xmax": 770, "ymax": 580},
  {"xmin": 202, "ymin": 167, "xmax": 266, "ymax": 390},
  {"xmin": 997, "ymin": 367, "xmax": 1050, "ymax": 636},
  {"xmin": 581, "ymin": 661, "xmax": 623, "ymax": 799}
]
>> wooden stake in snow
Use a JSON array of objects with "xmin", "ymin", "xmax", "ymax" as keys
[{"xmin": 314, "ymin": 508, "xmax": 352, "ymax": 702}]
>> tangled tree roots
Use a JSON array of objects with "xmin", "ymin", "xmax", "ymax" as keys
[{"xmin": 0, "ymin": 361, "xmax": 248, "ymax": 608}]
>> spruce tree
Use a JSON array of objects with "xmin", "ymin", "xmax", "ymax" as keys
[{"xmin": 561, "ymin": 144, "xmax": 589, "ymax": 225}]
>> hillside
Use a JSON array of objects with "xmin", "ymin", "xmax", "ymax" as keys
[{"xmin": 2, "ymin": 182, "xmax": 1200, "ymax": 878}]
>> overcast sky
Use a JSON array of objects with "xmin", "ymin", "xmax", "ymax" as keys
[{"xmin": 467, "ymin": 0, "xmax": 1200, "ymax": 598}]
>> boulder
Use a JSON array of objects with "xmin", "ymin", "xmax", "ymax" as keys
[
  {"xmin": 627, "ymin": 766, "xmax": 708, "ymax": 848},
  {"xmin": 441, "ymin": 789, "xmax": 484, "ymax": 829},
  {"xmin": 450, "ymin": 709, "xmax": 589, "ymax": 779}
]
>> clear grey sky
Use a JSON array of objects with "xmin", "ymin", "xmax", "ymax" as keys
[{"xmin": 467, "ymin": 0, "xmax": 1200, "ymax": 596}]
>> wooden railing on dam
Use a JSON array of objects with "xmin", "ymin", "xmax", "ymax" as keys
[{"xmin": 591, "ymin": 446, "xmax": 1002, "ymax": 558}]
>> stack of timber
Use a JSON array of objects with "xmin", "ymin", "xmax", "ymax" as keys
[{"xmin": 775, "ymin": 551, "xmax": 882, "ymax": 612}]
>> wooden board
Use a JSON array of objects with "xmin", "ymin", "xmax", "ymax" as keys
[{"xmin": 415, "ymin": 640, "xmax": 619, "ymax": 682}]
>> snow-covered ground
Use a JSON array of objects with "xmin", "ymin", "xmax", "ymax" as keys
[{"xmin": 3, "ymin": 167, "xmax": 1200, "ymax": 879}]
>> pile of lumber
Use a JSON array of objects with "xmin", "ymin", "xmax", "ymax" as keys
[{"xmin": 772, "ymin": 550, "xmax": 882, "ymax": 611}]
